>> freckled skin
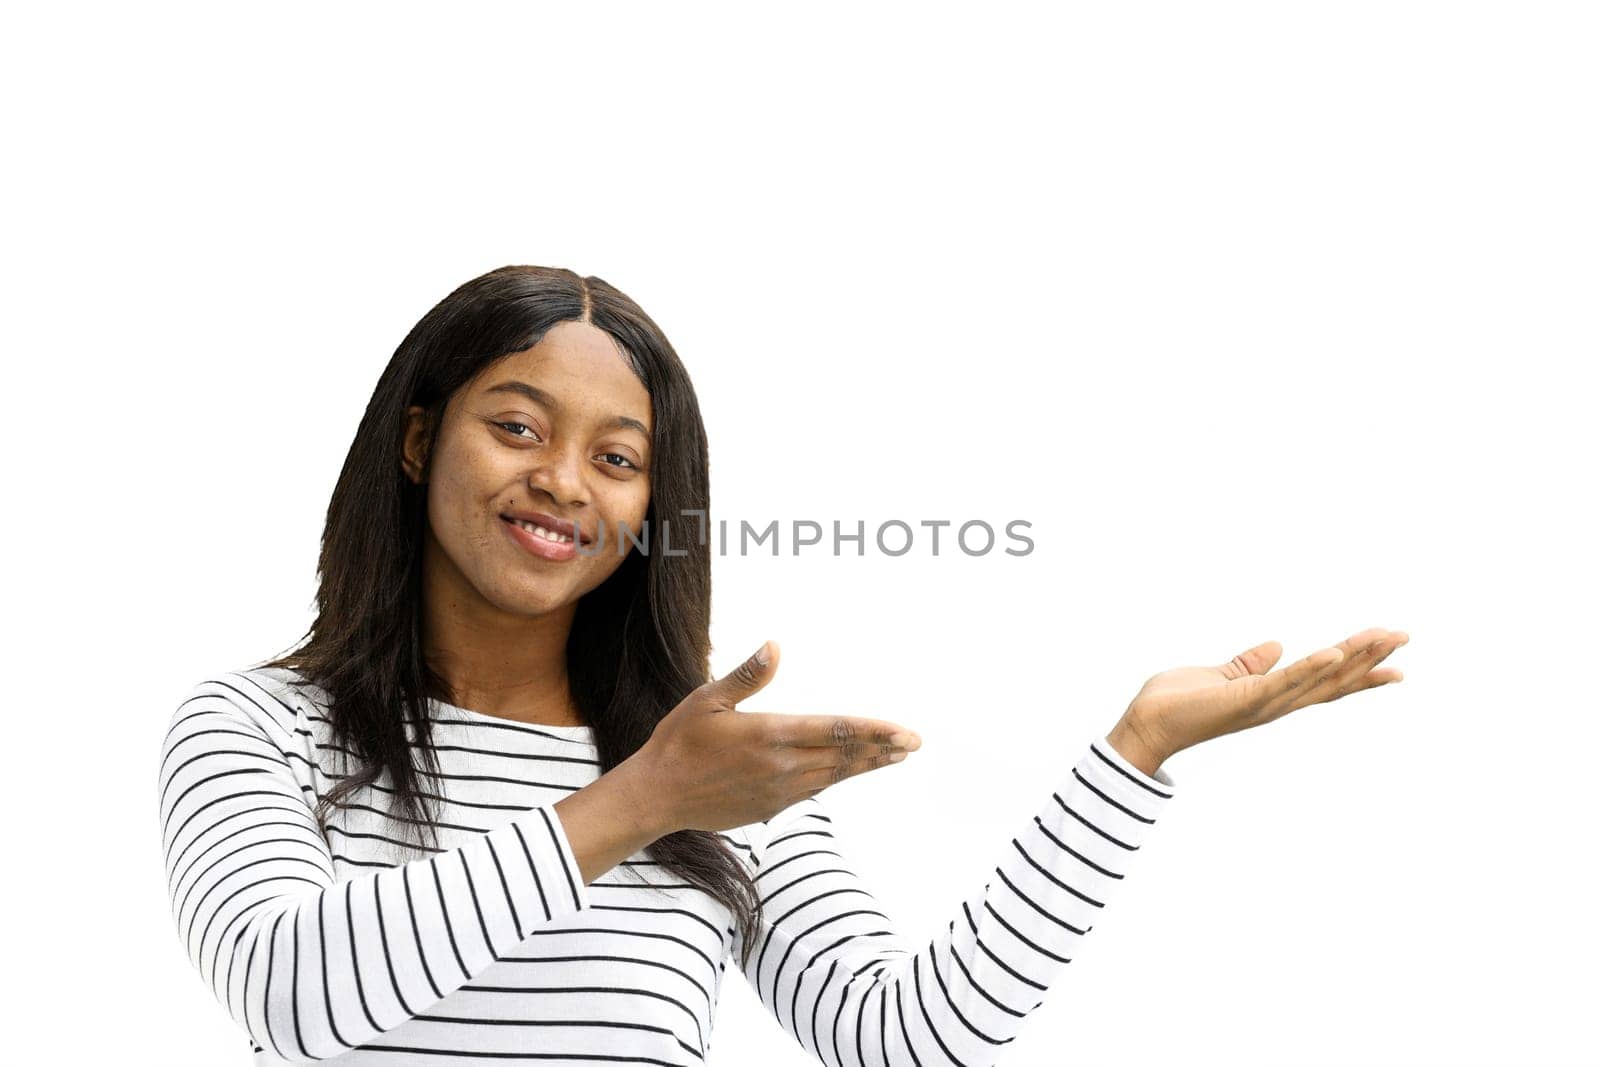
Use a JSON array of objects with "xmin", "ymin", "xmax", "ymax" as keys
[{"xmin": 398, "ymin": 320, "xmax": 654, "ymax": 724}]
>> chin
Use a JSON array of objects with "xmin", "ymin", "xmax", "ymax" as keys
[
  {"xmin": 525, "ymin": 579, "xmax": 587, "ymax": 610},
  {"xmin": 466, "ymin": 572, "xmax": 572, "ymax": 617}
]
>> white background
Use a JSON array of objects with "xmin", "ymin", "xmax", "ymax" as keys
[{"xmin": 4, "ymin": 3, "xmax": 1595, "ymax": 1065}]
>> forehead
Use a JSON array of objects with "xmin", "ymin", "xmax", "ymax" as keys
[{"xmin": 470, "ymin": 321, "xmax": 652, "ymax": 431}]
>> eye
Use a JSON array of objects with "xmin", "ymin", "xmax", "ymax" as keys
[
  {"xmin": 495, "ymin": 420, "xmax": 542, "ymax": 441},
  {"xmin": 497, "ymin": 420, "xmax": 640, "ymax": 471}
]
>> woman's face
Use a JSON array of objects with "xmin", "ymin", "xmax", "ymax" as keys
[{"xmin": 402, "ymin": 320, "xmax": 654, "ymax": 620}]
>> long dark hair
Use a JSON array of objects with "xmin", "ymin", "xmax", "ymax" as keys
[{"xmin": 256, "ymin": 264, "xmax": 764, "ymax": 964}]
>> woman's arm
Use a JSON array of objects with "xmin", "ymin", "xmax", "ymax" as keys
[
  {"xmin": 731, "ymin": 733, "xmax": 1175, "ymax": 1067},
  {"xmin": 727, "ymin": 627, "xmax": 1407, "ymax": 1066},
  {"xmin": 158, "ymin": 677, "xmax": 655, "ymax": 1064}
]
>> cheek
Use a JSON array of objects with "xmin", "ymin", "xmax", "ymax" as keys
[
  {"xmin": 424, "ymin": 447, "xmax": 499, "ymax": 551},
  {"xmin": 575, "ymin": 487, "xmax": 645, "ymax": 561},
  {"xmin": 424, "ymin": 479, "xmax": 474, "ymax": 563},
  {"xmin": 626, "ymin": 476, "xmax": 651, "ymax": 521},
  {"xmin": 610, "ymin": 486, "xmax": 653, "ymax": 541}
]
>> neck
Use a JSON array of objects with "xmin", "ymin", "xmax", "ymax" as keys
[{"xmin": 419, "ymin": 542, "xmax": 586, "ymax": 728}]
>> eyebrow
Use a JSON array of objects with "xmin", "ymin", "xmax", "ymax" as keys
[{"xmin": 484, "ymin": 380, "xmax": 650, "ymax": 437}]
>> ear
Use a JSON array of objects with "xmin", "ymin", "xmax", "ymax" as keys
[{"xmin": 401, "ymin": 404, "xmax": 432, "ymax": 485}]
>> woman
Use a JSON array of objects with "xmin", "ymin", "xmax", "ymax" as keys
[{"xmin": 157, "ymin": 264, "xmax": 1407, "ymax": 1066}]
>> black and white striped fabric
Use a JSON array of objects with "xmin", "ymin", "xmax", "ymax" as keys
[{"xmin": 158, "ymin": 666, "xmax": 1176, "ymax": 1065}]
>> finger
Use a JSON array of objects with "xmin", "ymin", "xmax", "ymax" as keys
[
  {"xmin": 1304, "ymin": 666, "xmax": 1406, "ymax": 708},
  {"xmin": 1219, "ymin": 640, "xmax": 1283, "ymax": 680},
  {"xmin": 1307, "ymin": 630, "xmax": 1410, "ymax": 700},
  {"xmin": 793, "ymin": 735, "xmax": 907, "ymax": 769},
  {"xmin": 794, "ymin": 745, "xmax": 909, "ymax": 792},
  {"xmin": 1324, "ymin": 627, "xmax": 1405, "ymax": 682},
  {"xmin": 706, "ymin": 640, "xmax": 780, "ymax": 707},
  {"xmin": 1260, "ymin": 646, "xmax": 1345, "ymax": 710},
  {"xmin": 764, "ymin": 713, "xmax": 920, "ymax": 749},
  {"xmin": 1331, "ymin": 627, "xmax": 1392, "ymax": 663},
  {"xmin": 1351, "ymin": 668, "xmax": 1404, "ymax": 691},
  {"xmin": 1351, "ymin": 631, "xmax": 1408, "ymax": 675}
]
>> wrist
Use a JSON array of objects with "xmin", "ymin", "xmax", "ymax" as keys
[
  {"xmin": 1106, "ymin": 714, "xmax": 1170, "ymax": 779},
  {"xmin": 612, "ymin": 752, "xmax": 678, "ymax": 840}
]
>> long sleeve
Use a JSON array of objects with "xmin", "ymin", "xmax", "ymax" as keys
[
  {"xmin": 157, "ymin": 678, "xmax": 592, "ymax": 1063},
  {"xmin": 733, "ymin": 734, "xmax": 1176, "ymax": 1067}
]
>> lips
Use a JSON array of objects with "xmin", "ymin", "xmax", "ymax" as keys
[{"xmin": 498, "ymin": 509, "xmax": 592, "ymax": 546}]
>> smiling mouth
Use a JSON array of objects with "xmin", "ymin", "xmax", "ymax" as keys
[{"xmin": 500, "ymin": 514, "xmax": 580, "ymax": 545}]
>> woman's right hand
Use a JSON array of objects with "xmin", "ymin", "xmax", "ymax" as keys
[{"xmin": 628, "ymin": 640, "xmax": 922, "ymax": 833}]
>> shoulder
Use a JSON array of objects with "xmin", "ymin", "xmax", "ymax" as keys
[{"xmin": 160, "ymin": 665, "xmax": 320, "ymax": 756}]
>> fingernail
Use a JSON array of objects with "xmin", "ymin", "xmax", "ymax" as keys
[
  {"xmin": 753, "ymin": 641, "xmax": 770, "ymax": 667},
  {"xmin": 888, "ymin": 751, "xmax": 907, "ymax": 762}
]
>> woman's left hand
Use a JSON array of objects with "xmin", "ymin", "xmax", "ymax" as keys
[{"xmin": 1112, "ymin": 627, "xmax": 1409, "ymax": 773}]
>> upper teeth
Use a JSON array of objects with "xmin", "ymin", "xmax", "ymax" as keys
[{"xmin": 512, "ymin": 518, "xmax": 573, "ymax": 543}]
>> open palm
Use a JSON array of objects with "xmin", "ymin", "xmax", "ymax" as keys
[{"xmin": 1127, "ymin": 626, "xmax": 1409, "ymax": 758}]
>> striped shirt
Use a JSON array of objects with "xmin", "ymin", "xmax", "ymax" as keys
[{"xmin": 158, "ymin": 666, "xmax": 1177, "ymax": 1065}]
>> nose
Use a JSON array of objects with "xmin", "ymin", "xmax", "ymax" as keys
[{"xmin": 525, "ymin": 440, "xmax": 588, "ymax": 508}]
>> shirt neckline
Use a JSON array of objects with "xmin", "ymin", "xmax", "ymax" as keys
[{"xmin": 427, "ymin": 696, "xmax": 597, "ymax": 742}]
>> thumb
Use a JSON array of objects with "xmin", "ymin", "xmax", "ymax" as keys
[
  {"xmin": 1219, "ymin": 639, "xmax": 1283, "ymax": 680},
  {"xmin": 706, "ymin": 639, "xmax": 780, "ymax": 707}
]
